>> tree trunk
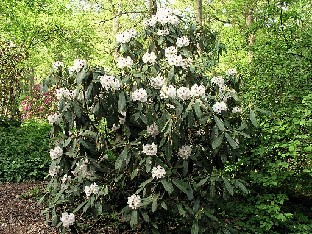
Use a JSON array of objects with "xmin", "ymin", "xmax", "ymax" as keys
[
  {"xmin": 196, "ymin": 0, "xmax": 203, "ymax": 27},
  {"xmin": 148, "ymin": 0, "xmax": 157, "ymax": 16}
]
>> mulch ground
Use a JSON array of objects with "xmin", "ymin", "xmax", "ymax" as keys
[{"xmin": 0, "ymin": 182, "xmax": 58, "ymax": 234}]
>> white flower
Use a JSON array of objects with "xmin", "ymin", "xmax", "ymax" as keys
[
  {"xmin": 127, "ymin": 194, "xmax": 141, "ymax": 209},
  {"xmin": 142, "ymin": 51, "xmax": 157, "ymax": 64},
  {"xmin": 61, "ymin": 174, "xmax": 71, "ymax": 184},
  {"xmin": 116, "ymin": 29, "xmax": 137, "ymax": 43},
  {"xmin": 177, "ymin": 36, "xmax": 190, "ymax": 47},
  {"xmin": 147, "ymin": 123, "xmax": 159, "ymax": 137},
  {"xmin": 72, "ymin": 159, "xmax": 90, "ymax": 178},
  {"xmin": 232, "ymin": 107, "xmax": 241, "ymax": 113},
  {"xmin": 143, "ymin": 143, "xmax": 157, "ymax": 156},
  {"xmin": 211, "ymin": 76, "xmax": 225, "ymax": 87},
  {"xmin": 152, "ymin": 165, "xmax": 166, "ymax": 179},
  {"xmin": 212, "ymin": 101, "xmax": 227, "ymax": 113},
  {"xmin": 190, "ymin": 84, "xmax": 206, "ymax": 97},
  {"xmin": 144, "ymin": 15, "xmax": 158, "ymax": 27},
  {"xmin": 150, "ymin": 75, "xmax": 165, "ymax": 89},
  {"xmin": 226, "ymin": 68, "xmax": 237, "ymax": 76},
  {"xmin": 50, "ymin": 146, "xmax": 63, "ymax": 160},
  {"xmin": 56, "ymin": 88, "xmax": 74, "ymax": 100},
  {"xmin": 165, "ymin": 46, "xmax": 177, "ymax": 57},
  {"xmin": 157, "ymin": 29, "xmax": 169, "ymax": 36},
  {"xmin": 167, "ymin": 54, "xmax": 183, "ymax": 66},
  {"xmin": 177, "ymin": 87, "xmax": 191, "ymax": 101},
  {"xmin": 48, "ymin": 113, "xmax": 61, "ymax": 125},
  {"xmin": 160, "ymin": 85, "xmax": 177, "ymax": 99},
  {"xmin": 111, "ymin": 124, "xmax": 120, "ymax": 131},
  {"xmin": 117, "ymin": 56, "xmax": 133, "ymax": 68},
  {"xmin": 68, "ymin": 59, "xmax": 86, "ymax": 74},
  {"xmin": 52, "ymin": 61, "xmax": 64, "ymax": 70},
  {"xmin": 99, "ymin": 75, "xmax": 121, "ymax": 91},
  {"xmin": 178, "ymin": 145, "xmax": 192, "ymax": 159},
  {"xmin": 60, "ymin": 212, "xmax": 75, "ymax": 228},
  {"xmin": 49, "ymin": 166, "xmax": 60, "ymax": 177},
  {"xmin": 156, "ymin": 8, "xmax": 179, "ymax": 25},
  {"xmin": 196, "ymin": 129, "xmax": 205, "ymax": 136},
  {"xmin": 84, "ymin": 182, "xmax": 99, "ymax": 198},
  {"xmin": 132, "ymin": 88, "xmax": 148, "ymax": 102}
]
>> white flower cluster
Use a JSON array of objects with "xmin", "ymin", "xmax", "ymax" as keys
[
  {"xmin": 49, "ymin": 165, "xmax": 60, "ymax": 177},
  {"xmin": 151, "ymin": 165, "xmax": 166, "ymax": 179},
  {"xmin": 226, "ymin": 68, "xmax": 237, "ymax": 76},
  {"xmin": 127, "ymin": 194, "xmax": 141, "ymax": 209},
  {"xmin": 178, "ymin": 145, "xmax": 192, "ymax": 159},
  {"xmin": 211, "ymin": 76, "xmax": 225, "ymax": 87},
  {"xmin": 232, "ymin": 107, "xmax": 241, "ymax": 113},
  {"xmin": 47, "ymin": 113, "xmax": 61, "ymax": 125},
  {"xmin": 144, "ymin": 8, "xmax": 179, "ymax": 27},
  {"xmin": 84, "ymin": 182, "xmax": 99, "ymax": 198},
  {"xmin": 56, "ymin": 88, "xmax": 75, "ymax": 100},
  {"xmin": 117, "ymin": 56, "xmax": 133, "ymax": 69},
  {"xmin": 212, "ymin": 101, "xmax": 227, "ymax": 113},
  {"xmin": 176, "ymin": 36, "xmax": 190, "ymax": 48},
  {"xmin": 147, "ymin": 123, "xmax": 159, "ymax": 137},
  {"xmin": 160, "ymin": 85, "xmax": 177, "ymax": 99},
  {"xmin": 143, "ymin": 143, "xmax": 157, "ymax": 156},
  {"xmin": 142, "ymin": 51, "xmax": 157, "ymax": 64},
  {"xmin": 150, "ymin": 75, "xmax": 165, "ymax": 89},
  {"xmin": 160, "ymin": 84, "xmax": 205, "ymax": 100},
  {"xmin": 164, "ymin": 46, "xmax": 188, "ymax": 67},
  {"xmin": 177, "ymin": 87, "xmax": 191, "ymax": 101},
  {"xmin": 60, "ymin": 212, "xmax": 75, "ymax": 228},
  {"xmin": 68, "ymin": 59, "xmax": 86, "ymax": 74},
  {"xmin": 190, "ymin": 84, "xmax": 206, "ymax": 97},
  {"xmin": 132, "ymin": 88, "xmax": 148, "ymax": 102},
  {"xmin": 50, "ymin": 146, "xmax": 63, "ymax": 160},
  {"xmin": 116, "ymin": 29, "xmax": 137, "ymax": 43},
  {"xmin": 52, "ymin": 61, "xmax": 64, "ymax": 70},
  {"xmin": 157, "ymin": 29, "xmax": 169, "ymax": 36},
  {"xmin": 99, "ymin": 75, "xmax": 121, "ymax": 91},
  {"xmin": 61, "ymin": 174, "xmax": 71, "ymax": 189},
  {"xmin": 72, "ymin": 159, "xmax": 90, "ymax": 178}
]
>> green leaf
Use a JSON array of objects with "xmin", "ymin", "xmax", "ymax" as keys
[
  {"xmin": 225, "ymin": 133, "xmax": 239, "ymax": 149},
  {"xmin": 235, "ymin": 180, "xmax": 248, "ymax": 194},
  {"xmin": 161, "ymin": 201, "xmax": 168, "ymax": 210},
  {"xmin": 191, "ymin": 222, "xmax": 199, "ymax": 234},
  {"xmin": 195, "ymin": 176, "xmax": 209, "ymax": 188},
  {"xmin": 130, "ymin": 210, "xmax": 138, "ymax": 228},
  {"xmin": 160, "ymin": 179, "xmax": 174, "ymax": 194},
  {"xmin": 223, "ymin": 178, "xmax": 234, "ymax": 196},
  {"xmin": 193, "ymin": 101, "xmax": 202, "ymax": 118},
  {"xmin": 212, "ymin": 133, "xmax": 223, "ymax": 149},
  {"xmin": 152, "ymin": 196, "xmax": 158, "ymax": 212},
  {"xmin": 118, "ymin": 92, "xmax": 126, "ymax": 112},
  {"xmin": 250, "ymin": 110, "xmax": 258, "ymax": 127},
  {"xmin": 177, "ymin": 204, "xmax": 186, "ymax": 217},
  {"xmin": 172, "ymin": 179, "xmax": 194, "ymax": 200},
  {"xmin": 168, "ymin": 67, "xmax": 175, "ymax": 79},
  {"xmin": 214, "ymin": 115, "xmax": 225, "ymax": 131},
  {"xmin": 115, "ymin": 147, "xmax": 128, "ymax": 170}
]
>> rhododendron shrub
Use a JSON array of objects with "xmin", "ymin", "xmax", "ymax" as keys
[{"xmin": 42, "ymin": 9, "xmax": 254, "ymax": 233}]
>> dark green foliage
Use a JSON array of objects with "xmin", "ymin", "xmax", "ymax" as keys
[{"xmin": 0, "ymin": 120, "xmax": 51, "ymax": 182}]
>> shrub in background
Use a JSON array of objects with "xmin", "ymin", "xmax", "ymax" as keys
[
  {"xmin": 42, "ymin": 8, "xmax": 255, "ymax": 233},
  {"xmin": 20, "ymin": 84, "xmax": 58, "ymax": 120},
  {"xmin": 0, "ymin": 120, "xmax": 51, "ymax": 182}
]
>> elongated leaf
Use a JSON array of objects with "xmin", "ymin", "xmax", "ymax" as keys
[
  {"xmin": 212, "ymin": 133, "xmax": 223, "ymax": 149},
  {"xmin": 225, "ymin": 133, "xmax": 239, "ymax": 149},
  {"xmin": 193, "ymin": 101, "xmax": 202, "ymax": 118},
  {"xmin": 118, "ymin": 92, "xmax": 126, "ymax": 112},
  {"xmin": 214, "ymin": 115, "xmax": 225, "ymax": 131},
  {"xmin": 191, "ymin": 222, "xmax": 199, "ymax": 234},
  {"xmin": 130, "ymin": 210, "xmax": 138, "ymax": 228},
  {"xmin": 177, "ymin": 204, "xmax": 186, "ymax": 217},
  {"xmin": 161, "ymin": 179, "xmax": 174, "ymax": 194},
  {"xmin": 235, "ymin": 180, "xmax": 249, "ymax": 194},
  {"xmin": 223, "ymin": 178, "xmax": 234, "ymax": 196},
  {"xmin": 172, "ymin": 179, "xmax": 194, "ymax": 200},
  {"xmin": 250, "ymin": 110, "xmax": 258, "ymax": 127}
]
